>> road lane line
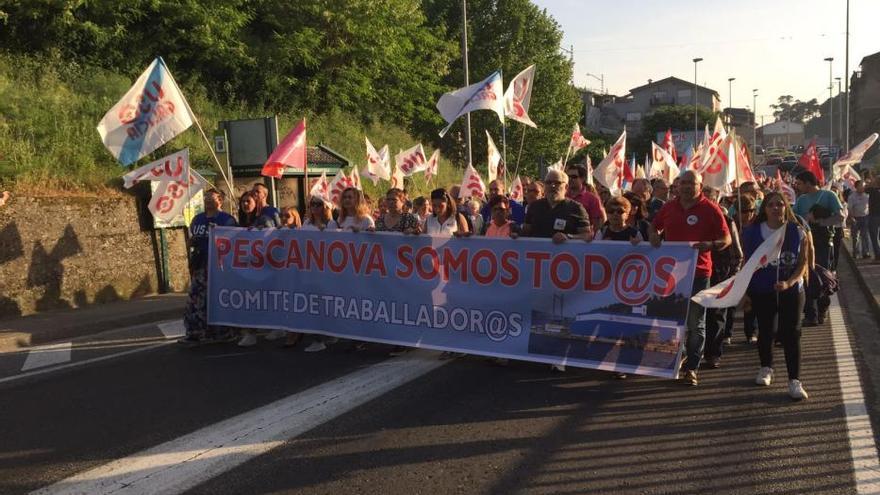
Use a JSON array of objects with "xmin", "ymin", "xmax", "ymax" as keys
[
  {"xmin": 158, "ymin": 320, "xmax": 185, "ymax": 338},
  {"xmin": 20, "ymin": 342, "xmax": 72, "ymax": 371},
  {"xmin": 30, "ymin": 350, "xmax": 446, "ymax": 495},
  {"xmin": 829, "ymin": 294, "xmax": 880, "ymax": 494}
]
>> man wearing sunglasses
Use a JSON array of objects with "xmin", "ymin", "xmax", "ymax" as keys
[{"xmin": 564, "ymin": 164, "xmax": 606, "ymax": 228}]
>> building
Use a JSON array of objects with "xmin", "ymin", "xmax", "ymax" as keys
[
  {"xmin": 850, "ymin": 51, "xmax": 880, "ymax": 161},
  {"xmin": 723, "ymin": 107, "xmax": 755, "ymax": 139},
  {"xmin": 599, "ymin": 77, "xmax": 721, "ymax": 136},
  {"xmin": 580, "ymin": 90, "xmax": 624, "ymax": 135},
  {"xmin": 756, "ymin": 121, "xmax": 804, "ymax": 149}
]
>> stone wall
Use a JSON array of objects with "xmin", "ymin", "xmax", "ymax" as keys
[{"xmin": 0, "ymin": 191, "xmax": 189, "ymax": 318}]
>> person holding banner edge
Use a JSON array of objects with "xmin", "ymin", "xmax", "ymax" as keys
[
  {"xmin": 741, "ymin": 192, "xmax": 811, "ymax": 400},
  {"xmin": 649, "ymin": 170, "xmax": 731, "ymax": 386}
]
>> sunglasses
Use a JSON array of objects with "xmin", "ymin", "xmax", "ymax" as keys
[
  {"xmin": 607, "ymin": 208, "xmax": 626, "ymax": 214},
  {"xmin": 309, "ymin": 202, "xmax": 324, "ymax": 207},
  {"xmin": 742, "ymin": 208, "xmax": 756, "ymax": 213}
]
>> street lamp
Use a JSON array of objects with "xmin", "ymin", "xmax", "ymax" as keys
[
  {"xmin": 728, "ymin": 77, "xmax": 735, "ymax": 111},
  {"xmin": 836, "ymin": 76, "xmax": 842, "ymax": 148},
  {"xmin": 825, "ymin": 57, "xmax": 833, "ymax": 149},
  {"xmin": 693, "ymin": 58, "xmax": 703, "ymax": 142},
  {"xmin": 752, "ymin": 89, "xmax": 758, "ymax": 158},
  {"xmin": 586, "ymin": 72, "xmax": 604, "ymax": 94}
]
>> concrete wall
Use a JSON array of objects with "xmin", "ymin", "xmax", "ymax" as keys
[{"xmin": 0, "ymin": 191, "xmax": 190, "ymax": 319}]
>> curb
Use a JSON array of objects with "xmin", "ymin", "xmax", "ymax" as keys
[
  {"xmin": 842, "ymin": 242, "xmax": 880, "ymax": 321},
  {"xmin": 0, "ymin": 295, "xmax": 186, "ymax": 353}
]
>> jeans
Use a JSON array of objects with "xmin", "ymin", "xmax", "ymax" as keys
[
  {"xmin": 751, "ymin": 288, "xmax": 805, "ymax": 380},
  {"xmin": 684, "ymin": 276, "xmax": 710, "ymax": 372},
  {"xmin": 704, "ymin": 306, "xmax": 728, "ymax": 362},
  {"xmin": 832, "ymin": 226, "xmax": 843, "ymax": 270},
  {"xmin": 805, "ymin": 231, "xmax": 832, "ymax": 321},
  {"xmin": 870, "ymin": 215, "xmax": 880, "ymax": 260},
  {"xmin": 852, "ymin": 216, "xmax": 872, "ymax": 257}
]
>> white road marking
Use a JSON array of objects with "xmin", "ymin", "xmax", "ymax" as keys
[
  {"xmin": 158, "ymin": 320, "xmax": 185, "ymax": 338},
  {"xmin": 20, "ymin": 342, "xmax": 72, "ymax": 371},
  {"xmin": 30, "ymin": 350, "xmax": 447, "ymax": 495},
  {"xmin": 829, "ymin": 294, "xmax": 880, "ymax": 494}
]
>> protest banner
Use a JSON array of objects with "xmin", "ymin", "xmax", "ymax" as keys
[{"xmin": 208, "ymin": 228, "xmax": 697, "ymax": 378}]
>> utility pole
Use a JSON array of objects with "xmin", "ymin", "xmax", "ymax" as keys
[
  {"xmin": 460, "ymin": 0, "xmax": 473, "ymax": 166},
  {"xmin": 693, "ymin": 58, "xmax": 703, "ymax": 143},
  {"xmin": 845, "ymin": 0, "xmax": 851, "ymax": 149},
  {"xmin": 752, "ymin": 89, "xmax": 758, "ymax": 158},
  {"xmin": 836, "ymin": 77, "xmax": 843, "ymax": 149},
  {"xmin": 825, "ymin": 57, "xmax": 834, "ymax": 149}
]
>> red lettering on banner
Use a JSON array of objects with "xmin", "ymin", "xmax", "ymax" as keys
[
  {"xmin": 250, "ymin": 239, "xmax": 265, "ymax": 268},
  {"xmin": 365, "ymin": 245, "xmax": 387, "ymax": 276},
  {"xmin": 286, "ymin": 240, "xmax": 304, "ymax": 270},
  {"xmin": 396, "ymin": 245, "xmax": 414, "ymax": 278},
  {"xmin": 583, "ymin": 254, "xmax": 612, "ymax": 291},
  {"xmin": 525, "ymin": 252, "xmax": 551, "ymax": 288},
  {"xmin": 653, "ymin": 256, "xmax": 677, "ymax": 296},
  {"xmin": 266, "ymin": 238, "xmax": 285, "ymax": 268},
  {"xmin": 306, "ymin": 240, "xmax": 325, "ymax": 271},
  {"xmin": 416, "ymin": 246, "xmax": 440, "ymax": 279},
  {"xmin": 613, "ymin": 253, "xmax": 652, "ymax": 305},
  {"xmin": 442, "ymin": 247, "xmax": 469, "ymax": 282},
  {"xmin": 550, "ymin": 253, "xmax": 579, "ymax": 290},
  {"xmin": 327, "ymin": 240, "xmax": 347, "ymax": 273},
  {"xmin": 232, "ymin": 239, "xmax": 249, "ymax": 268},
  {"xmin": 471, "ymin": 249, "xmax": 498, "ymax": 285},
  {"xmin": 499, "ymin": 251, "xmax": 519, "ymax": 286},
  {"xmin": 349, "ymin": 242, "xmax": 368, "ymax": 272},
  {"xmin": 215, "ymin": 237, "xmax": 231, "ymax": 266}
]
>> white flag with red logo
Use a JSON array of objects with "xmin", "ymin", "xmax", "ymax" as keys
[
  {"xmin": 458, "ymin": 164, "xmax": 486, "ymax": 199},
  {"xmin": 148, "ymin": 168, "xmax": 207, "ymax": 222},
  {"xmin": 593, "ymin": 131, "xmax": 626, "ymax": 195},
  {"xmin": 776, "ymin": 170, "xmax": 796, "ymax": 205},
  {"xmin": 97, "ymin": 57, "xmax": 194, "ymax": 166},
  {"xmin": 425, "ymin": 149, "xmax": 440, "ymax": 181},
  {"xmin": 736, "ymin": 140, "xmax": 756, "ymax": 186},
  {"xmin": 662, "ymin": 128, "xmax": 677, "ymax": 162},
  {"xmin": 365, "ymin": 137, "xmax": 390, "ymax": 181},
  {"xmin": 309, "ymin": 171, "xmax": 330, "ymax": 202},
  {"xmin": 437, "ymin": 71, "xmax": 504, "ymax": 137},
  {"xmin": 396, "ymin": 144, "xmax": 428, "ymax": 176},
  {"xmin": 700, "ymin": 117, "xmax": 727, "ymax": 172},
  {"xmin": 486, "ymin": 131, "xmax": 501, "ymax": 182},
  {"xmin": 328, "ymin": 170, "xmax": 353, "ymax": 206},
  {"xmin": 390, "ymin": 163, "xmax": 405, "ymax": 190},
  {"xmin": 703, "ymin": 123, "xmax": 711, "ymax": 149},
  {"xmin": 350, "ymin": 166, "xmax": 362, "ymax": 190},
  {"xmin": 509, "ymin": 176, "xmax": 524, "ymax": 203},
  {"xmin": 650, "ymin": 142, "xmax": 679, "ymax": 182},
  {"xmin": 262, "ymin": 118, "xmax": 306, "ymax": 179},
  {"xmin": 569, "ymin": 123, "xmax": 591, "ymax": 151},
  {"xmin": 122, "ymin": 148, "xmax": 191, "ymax": 188},
  {"xmin": 692, "ymin": 223, "xmax": 786, "ymax": 308},
  {"xmin": 504, "ymin": 64, "xmax": 537, "ymax": 128},
  {"xmin": 585, "ymin": 155, "xmax": 594, "ymax": 186},
  {"xmin": 834, "ymin": 133, "xmax": 878, "ymax": 167},
  {"xmin": 701, "ymin": 131, "xmax": 737, "ymax": 189}
]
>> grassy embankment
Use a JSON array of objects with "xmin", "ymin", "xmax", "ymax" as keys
[{"xmin": 0, "ymin": 53, "xmax": 461, "ymax": 199}]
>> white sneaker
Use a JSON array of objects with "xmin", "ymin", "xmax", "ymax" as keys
[
  {"xmin": 551, "ymin": 364, "xmax": 566, "ymax": 372},
  {"xmin": 237, "ymin": 333, "xmax": 258, "ymax": 347},
  {"xmin": 755, "ymin": 367, "xmax": 773, "ymax": 386},
  {"xmin": 304, "ymin": 341, "xmax": 327, "ymax": 353},
  {"xmin": 265, "ymin": 330, "xmax": 286, "ymax": 341},
  {"xmin": 789, "ymin": 379, "xmax": 809, "ymax": 400}
]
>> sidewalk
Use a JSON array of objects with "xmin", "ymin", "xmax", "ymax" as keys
[
  {"xmin": 0, "ymin": 293, "xmax": 186, "ymax": 353},
  {"xmin": 842, "ymin": 242, "xmax": 880, "ymax": 319}
]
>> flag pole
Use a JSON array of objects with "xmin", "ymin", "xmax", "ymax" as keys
[
  {"xmin": 513, "ymin": 127, "xmax": 527, "ymax": 180},
  {"xmin": 502, "ymin": 121, "xmax": 508, "ymax": 188}
]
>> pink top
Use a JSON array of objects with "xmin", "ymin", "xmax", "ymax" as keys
[{"xmin": 485, "ymin": 221, "xmax": 514, "ymax": 238}]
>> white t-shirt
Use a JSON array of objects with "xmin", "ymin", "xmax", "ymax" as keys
[
  {"xmin": 425, "ymin": 214, "xmax": 458, "ymax": 236},
  {"xmin": 329, "ymin": 215, "xmax": 375, "ymax": 231},
  {"xmin": 300, "ymin": 220, "xmax": 322, "ymax": 231}
]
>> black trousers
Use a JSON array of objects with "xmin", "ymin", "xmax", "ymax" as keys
[{"xmin": 750, "ymin": 288, "xmax": 805, "ymax": 380}]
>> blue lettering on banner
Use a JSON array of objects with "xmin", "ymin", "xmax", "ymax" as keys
[{"xmin": 208, "ymin": 227, "xmax": 698, "ymax": 378}]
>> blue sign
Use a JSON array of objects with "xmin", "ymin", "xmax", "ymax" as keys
[{"xmin": 208, "ymin": 227, "xmax": 698, "ymax": 378}]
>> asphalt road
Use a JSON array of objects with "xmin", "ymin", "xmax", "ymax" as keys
[{"xmin": 2, "ymin": 260, "xmax": 879, "ymax": 495}]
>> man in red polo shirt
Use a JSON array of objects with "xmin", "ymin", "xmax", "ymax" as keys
[{"xmin": 650, "ymin": 170, "xmax": 731, "ymax": 386}]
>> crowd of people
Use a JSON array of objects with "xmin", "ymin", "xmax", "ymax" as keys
[{"xmin": 180, "ymin": 163, "xmax": 880, "ymax": 402}]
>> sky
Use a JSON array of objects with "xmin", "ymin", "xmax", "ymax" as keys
[{"xmin": 531, "ymin": 0, "xmax": 880, "ymax": 122}]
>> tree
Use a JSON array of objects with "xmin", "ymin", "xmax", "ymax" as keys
[
  {"xmin": 771, "ymin": 95, "xmax": 819, "ymax": 123},
  {"xmin": 419, "ymin": 0, "xmax": 582, "ymax": 178}
]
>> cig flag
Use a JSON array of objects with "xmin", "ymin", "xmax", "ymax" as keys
[
  {"xmin": 437, "ymin": 71, "xmax": 504, "ymax": 137},
  {"xmin": 486, "ymin": 131, "xmax": 501, "ymax": 183},
  {"xmin": 365, "ymin": 137, "xmax": 391, "ymax": 180},
  {"xmin": 122, "ymin": 148, "xmax": 191, "ymax": 189},
  {"xmin": 509, "ymin": 176, "xmax": 524, "ymax": 202},
  {"xmin": 691, "ymin": 224, "xmax": 785, "ymax": 308},
  {"xmin": 569, "ymin": 123, "xmax": 591, "ymax": 151},
  {"xmin": 425, "ymin": 149, "xmax": 440, "ymax": 182},
  {"xmin": 458, "ymin": 164, "xmax": 486, "ymax": 199},
  {"xmin": 593, "ymin": 130, "xmax": 626, "ymax": 196},
  {"xmin": 97, "ymin": 57, "xmax": 194, "ymax": 166},
  {"xmin": 503, "ymin": 64, "xmax": 537, "ymax": 128},
  {"xmin": 309, "ymin": 171, "xmax": 330, "ymax": 202},
  {"xmin": 833, "ymin": 133, "xmax": 878, "ymax": 167},
  {"xmin": 262, "ymin": 119, "xmax": 307, "ymax": 179},
  {"xmin": 396, "ymin": 144, "xmax": 428, "ymax": 176},
  {"xmin": 148, "ymin": 169, "xmax": 207, "ymax": 222}
]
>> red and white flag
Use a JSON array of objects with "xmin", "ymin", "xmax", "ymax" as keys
[
  {"xmin": 650, "ymin": 142, "xmax": 679, "ymax": 182},
  {"xmin": 309, "ymin": 171, "xmax": 330, "ymax": 202},
  {"xmin": 798, "ymin": 138, "xmax": 824, "ymax": 184},
  {"xmin": 570, "ymin": 123, "xmax": 591, "ymax": 151},
  {"xmin": 504, "ymin": 64, "xmax": 537, "ymax": 128},
  {"xmin": 458, "ymin": 164, "xmax": 486, "ymax": 199},
  {"xmin": 486, "ymin": 130, "xmax": 501, "ymax": 182},
  {"xmin": 365, "ymin": 137, "xmax": 391, "ymax": 180},
  {"xmin": 328, "ymin": 170, "xmax": 352, "ymax": 206},
  {"xmin": 736, "ymin": 140, "xmax": 755, "ymax": 185},
  {"xmin": 701, "ymin": 132, "xmax": 736, "ymax": 189},
  {"xmin": 509, "ymin": 176, "xmax": 524, "ymax": 202},
  {"xmin": 662, "ymin": 128, "xmax": 678, "ymax": 163},
  {"xmin": 691, "ymin": 223, "xmax": 786, "ymax": 308},
  {"xmin": 262, "ymin": 118, "xmax": 307, "ymax": 179},
  {"xmin": 593, "ymin": 130, "xmax": 626, "ymax": 196},
  {"xmin": 425, "ymin": 149, "xmax": 440, "ymax": 181},
  {"xmin": 147, "ymin": 169, "xmax": 207, "ymax": 222},
  {"xmin": 585, "ymin": 155, "xmax": 594, "ymax": 186},
  {"xmin": 437, "ymin": 71, "xmax": 504, "ymax": 137},
  {"xmin": 350, "ymin": 166, "xmax": 362, "ymax": 190},
  {"xmin": 834, "ymin": 132, "xmax": 878, "ymax": 167},
  {"xmin": 396, "ymin": 144, "xmax": 428, "ymax": 176},
  {"xmin": 776, "ymin": 170, "xmax": 796, "ymax": 205},
  {"xmin": 122, "ymin": 148, "xmax": 191, "ymax": 188},
  {"xmin": 700, "ymin": 117, "xmax": 727, "ymax": 172},
  {"xmin": 97, "ymin": 57, "xmax": 194, "ymax": 166},
  {"xmin": 390, "ymin": 163, "xmax": 405, "ymax": 190}
]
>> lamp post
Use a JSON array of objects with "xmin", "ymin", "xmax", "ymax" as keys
[
  {"xmin": 586, "ymin": 72, "xmax": 604, "ymax": 94},
  {"xmin": 461, "ymin": 0, "xmax": 472, "ymax": 166},
  {"xmin": 752, "ymin": 89, "xmax": 758, "ymax": 158},
  {"xmin": 693, "ymin": 58, "xmax": 703, "ymax": 142},
  {"xmin": 825, "ymin": 57, "xmax": 833, "ymax": 149},
  {"xmin": 836, "ymin": 76, "xmax": 842, "ymax": 150}
]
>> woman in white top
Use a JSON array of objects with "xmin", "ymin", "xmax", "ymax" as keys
[
  {"xmin": 301, "ymin": 196, "xmax": 333, "ymax": 231},
  {"xmin": 425, "ymin": 188, "xmax": 469, "ymax": 237},
  {"xmin": 329, "ymin": 187, "xmax": 375, "ymax": 231}
]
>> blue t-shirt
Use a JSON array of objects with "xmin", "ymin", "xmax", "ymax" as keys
[
  {"xmin": 742, "ymin": 221, "xmax": 804, "ymax": 294},
  {"xmin": 481, "ymin": 199, "xmax": 526, "ymax": 226},
  {"xmin": 190, "ymin": 211, "xmax": 237, "ymax": 266},
  {"xmin": 793, "ymin": 189, "xmax": 842, "ymax": 219}
]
